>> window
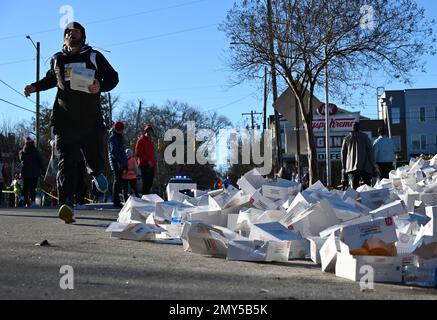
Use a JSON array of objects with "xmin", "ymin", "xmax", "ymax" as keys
[
  {"xmin": 391, "ymin": 107, "xmax": 400, "ymax": 124},
  {"xmin": 421, "ymin": 135, "xmax": 427, "ymax": 150},
  {"xmin": 412, "ymin": 135, "xmax": 420, "ymax": 150},
  {"xmin": 391, "ymin": 136, "xmax": 401, "ymax": 152},
  {"xmin": 435, "ymin": 135, "xmax": 437, "ymax": 153},
  {"xmin": 420, "ymin": 107, "xmax": 426, "ymax": 122},
  {"xmin": 412, "ymin": 135, "xmax": 427, "ymax": 150}
]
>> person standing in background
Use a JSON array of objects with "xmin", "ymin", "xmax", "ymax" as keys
[
  {"xmin": 373, "ymin": 127, "xmax": 396, "ymax": 180},
  {"xmin": 135, "ymin": 125, "xmax": 156, "ymax": 195},
  {"xmin": 122, "ymin": 148, "xmax": 140, "ymax": 200},
  {"xmin": 10, "ymin": 173, "xmax": 23, "ymax": 207},
  {"xmin": 19, "ymin": 137, "xmax": 45, "ymax": 207},
  {"xmin": 0, "ymin": 159, "xmax": 7, "ymax": 206},
  {"xmin": 108, "ymin": 121, "xmax": 128, "ymax": 208},
  {"xmin": 341, "ymin": 122, "xmax": 377, "ymax": 190}
]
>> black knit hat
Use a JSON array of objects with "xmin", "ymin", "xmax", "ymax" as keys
[{"xmin": 64, "ymin": 22, "xmax": 86, "ymax": 42}]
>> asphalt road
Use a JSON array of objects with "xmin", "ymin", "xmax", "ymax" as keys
[{"xmin": 0, "ymin": 206, "xmax": 436, "ymax": 300}]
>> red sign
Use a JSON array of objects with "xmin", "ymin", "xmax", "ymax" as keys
[
  {"xmin": 318, "ymin": 103, "xmax": 338, "ymax": 116},
  {"xmin": 312, "ymin": 117, "xmax": 356, "ymax": 131}
]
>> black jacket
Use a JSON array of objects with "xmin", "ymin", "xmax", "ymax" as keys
[
  {"xmin": 108, "ymin": 128, "xmax": 128, "ymax": 173},
  {"xmin": 19, "ymin": 145, "xmax": 45, "ymax": 178},
  {"xmin": 32, "ymin": 45, "xmax": 119, "ymax": 142}
]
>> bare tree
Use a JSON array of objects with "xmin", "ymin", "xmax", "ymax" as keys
[
  {"xmin": 220, "ymin": 0, "xmax": 435, "ymax": 184},
  {"xmin": 117, "ymin": 100, "xmax": 233, "ymax": 193}
]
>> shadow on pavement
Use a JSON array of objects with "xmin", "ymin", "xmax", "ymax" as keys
[{"xmin": 0, "ymin": 213, "xmax": 116, "ymax": 222}]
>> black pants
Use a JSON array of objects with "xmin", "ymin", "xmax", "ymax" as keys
[
  {"xmin": 377, "ymin": 162, "xmax": 394, "ymax": 180},
  {"xmin": 75, "ymin": 160, "xmax": 87, "ymax": 205},
  {"xmin": 349, "ymin": 170, "xmax": 372, "ymax": 190},
  {"xmin": 123, "ymin": 179, "xmax": 139, "ymax": 200},
  {"xmin": 112, "ymin": 170, "xmax": 124, "ymax": 206},
  {"xmin": 140, "ymin": 165, "xmax": 154, "ymax": 195},
  {"xmin": 23, "ymin": 177, "xmax": 38, "ymax": 204},
  {"xmin": 56, "ymin": 130, "xmax": 104, "ymax": 208}
]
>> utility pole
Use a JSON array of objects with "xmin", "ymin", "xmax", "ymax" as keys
[
  {"xmin": 36, "ymin": 41, "xmax": 40, "ymax": 150},
  {"xmin": 295, "ymin": 95, "xmax": 302, "ymax": 181},
  {"xmin": 263, "ymin": 66, "xmax": 268, "ymax": 132},
  {"xmin": 27, "ymin": 36, "xmax": 41, "ymax": 149},
  {"xmin": 324, "ymin": 44, "xmax": 331, "ymax": 187},
  {"xmin": 267, "ymin": 0, "xmax": 283, "ymax": 171},
  {"xmin": 135, "ymin": 100, "xmax": 142, "ymax": 138},
  {"xmin": 242, "ymin": 111, "xmax": 263, "ymax": 130}
]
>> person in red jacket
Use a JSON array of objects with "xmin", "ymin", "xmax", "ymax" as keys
[{"xmin": 135, "ymin": 124, "xmax": 156, "ymax": 195}]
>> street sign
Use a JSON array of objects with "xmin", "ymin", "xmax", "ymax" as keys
[{"xmin": 317, "ymin": 152, "xmax": 341, "ymax": 161}]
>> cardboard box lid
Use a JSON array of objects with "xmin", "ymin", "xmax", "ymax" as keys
[
  {"xmin": 227, "ymin": 240, "xmax": 290, "ymax": 262},
  {"xmin": 289, "ymin": 200, "xmax": 340, "ymax": 237},
  {"xmin": 250, "ymin": 222, "xmax": 303, "ymax": 241},
  {"xmin": 141, "ymin": 194, "xmax": 164, "ymax": 203},
  {"xmin": 340, "ymin": 217, "xmax": 398, "ymax": 250},
  {"xmin": 369, "ymin": 200, "xmax": 408, "ymax": 219},
  {"xmin": 237, "ymin": 168, "xmax": 268, "ymax": 194}
]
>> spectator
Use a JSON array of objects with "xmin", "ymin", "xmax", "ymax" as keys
[
  {"xmin": 0, "ymin": 159, "xmax": 6, "ymax": 206},
  {"xmin": 108, "ymin": 121, "xmax": 128, "ymax": 208},
  {"xmin": 122, "ymin": 148, "xmax": 140, "ymax": 200},
  {"xmin": 223, "ymin": 176, "xmax": 233, "ymax": 189},
  {"xmin": 277, "ymin": 162, "xmax": 293, "ymax": 180},
  {"xmin": 135, "ymin": 124, "xmax": 156, "ymax": 195},
  {"xmin": 373, "ymin": 127, "xmax": 396, "ymax": 180},
  {"xmin": 341, "ymin": 122, "xmax": 376, "ymax": 189},
  {"xmin": 19, "ymin": 137, "xmax": 45, "ymax": 207},
  {"xmin": 214, "ymin": 179, "xmax": 223, "ymax": 190},
  {"xmin": 10, "ymin": 172, "xmax": 23, "ymax": 207}
]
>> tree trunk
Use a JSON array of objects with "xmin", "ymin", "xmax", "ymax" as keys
[{"xmin": 302, "ymin": 116, "xmax": 318, "ymax": 185}]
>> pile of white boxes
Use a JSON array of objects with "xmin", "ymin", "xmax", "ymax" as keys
[{"xmin": 106, "ymin": 155, "xmax": 437, "ymax": 288}]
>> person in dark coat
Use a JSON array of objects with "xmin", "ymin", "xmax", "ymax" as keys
[
  {"xmin": 24, "ymin": 22, "xmax": 119, "ymax": 223},
  {"xmin": 108, "ymin": 121, "xmax": 128, "ymax": 208},
  {"xmin": 19, "ymin": 137, "xmax": 45, "ymax": 206},
  {"xmin": 341, "ymin": 122, "xmax": 377, "ymax": 189}
]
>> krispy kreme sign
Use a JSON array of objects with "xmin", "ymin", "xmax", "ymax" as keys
[{"xmin": 312, "ymin": 112, "xmax": 360, "ymax": 132}]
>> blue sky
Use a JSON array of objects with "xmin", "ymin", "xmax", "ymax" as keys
[{"xmin": 1, "ymin": 0, "xmax": 437, "ymax": 130}]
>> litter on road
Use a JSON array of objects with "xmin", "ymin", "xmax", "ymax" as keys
[{"xmin": 106, "ymin": 156, "xmax": 437, "ymax": 289}]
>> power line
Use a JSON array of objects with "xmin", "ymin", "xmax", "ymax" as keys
[
  {"xmin": 205, "ymin": 92, "xmax": 256, "ymax": 112},
  {"xmin": 0, "ymin": 79, "xmax": 36, "ymax": 104},
  {"xmin": 0, "ymin": 98, "xmax": 36, "ymax": 113},
  {"xmin": 113, "ymin": 84, "xmax": 223, "ymax": 95},
  {"xmin": 102, "ymin": 23, "xmax": 218, "ymax": 48},
  {"xmin": 0, "ymin": 22, "xmax": 217, "ymax": 67},
  {"xmin": 0, "ymin": 58, "xmax": 34, "ymax": 67},
  {"xmin": 86, "ymin": 0, "xmax": 209, "ymax": 26},
  {"xmin": 0, "ymin": 0, "xmax": 210, "ymax": 41}
]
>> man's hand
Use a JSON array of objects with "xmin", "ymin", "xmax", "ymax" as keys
[
  {"xmin": 24, "ymin": 85, "xmax": 36, "ymax": 97},
  {"xmin": 88, "ymin": 79, "xmax": 101, "ymax": 94},
  {"xmin": 148, "ymin": 161, "xmax": 154, "ymax": 168}
]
